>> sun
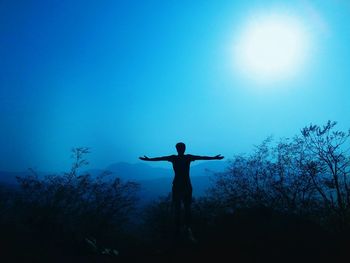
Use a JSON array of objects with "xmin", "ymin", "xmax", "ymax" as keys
[{"xmin": 234, "ymin": 13, "xmax": 309, "ymax": 83}]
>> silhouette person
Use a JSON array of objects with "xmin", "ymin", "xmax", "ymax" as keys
[{"xmin": 139, "ymin": 142, "xmax": 224, "ymax": 241}]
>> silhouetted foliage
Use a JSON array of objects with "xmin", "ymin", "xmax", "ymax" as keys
[
  {"xmin": 0, "ymin": 147, "xmax": 139, "ymax": 261},
  {"xmin": 1, "ymin": 122, "xmax": 350, "ymax": 262},
  {"xmin": 301, "ymin": 121, "xmax": 350, "ymax": 228},
  {"xmin": 130, "ymin": 121, "xmax": 350, "ymax": 262},
  {"xmin": 209, "ymin": 121, "xmax": 350, "ymax": 231},
  {"xmin": 142, "ymin": 194, "xmax": 174, "ymax": 243}
]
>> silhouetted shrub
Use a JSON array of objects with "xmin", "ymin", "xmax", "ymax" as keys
[
  {"xmin": 209, "ymin": 121, "xmax": 350, "ymax": 231},
  {"xmin": 3, "ymin": 147, "xmax": 139, "ymax": 259}
]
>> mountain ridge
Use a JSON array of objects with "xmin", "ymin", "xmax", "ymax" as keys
[{"xmin": 0, "ymin": 161, "xmax": 228, "ymax": 201}]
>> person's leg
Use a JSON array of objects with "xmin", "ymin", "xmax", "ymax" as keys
[
  {"xmin": 183, "ymin": 188, "xmax": 192, "ymax": 228},
  {"xmin": 172, "ymin": 187, "xmax": 182, "ymax": 233},
  {"xmin": 183, "ymin": 188, "xmax": 197, "ymax": 242}
]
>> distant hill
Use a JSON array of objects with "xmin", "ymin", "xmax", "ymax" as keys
[
  {"xmin": 104, "ymin": 160, "xmax": 227, "ymax": 180},
  {"xmin": 137, "ymin": 175, "xmax": 213, "ymax": 203},
  {"xmin": 0, "ymin": 171, "xmax": 30, "ymax": 185},
  {"xmin": 105, "ymin": 162, "xmax": 172, "ymax": 180},
  {"xmin": 0, "ymin": 160, "xmax": 228, "ymax": 201},
  {"xmin": 96, "ymin": 160, "xmax": 228, "ymax": 202}
]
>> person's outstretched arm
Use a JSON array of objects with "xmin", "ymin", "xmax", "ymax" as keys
[
  {"xmin": 191, "ymin": 154, "xmax": 224, "ymax": 161},
  {"xmin": 139, "ymin": 155, "xmax": 172, "ymax": 161}
]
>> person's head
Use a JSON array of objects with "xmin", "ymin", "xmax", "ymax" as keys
[{"xmin": 175, "ymin": 142, "xmax": 186, "ymax": 155}]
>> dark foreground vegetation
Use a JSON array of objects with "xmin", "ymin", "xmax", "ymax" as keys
[{"xmin": 1, "ymin": 121, "xmax": 350, "ymax": 262}]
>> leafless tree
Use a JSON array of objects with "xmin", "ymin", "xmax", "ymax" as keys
[
  {"xmin": 209, "ymin": 121, "xmax": 350, "ymax": 230},
  {"xmin": 15, "ymin": 147, "xmax": 139, "ymax": 242},
  {"xmin": 301, "ymin": 121, "xmax": 350, "ymax": 227}
]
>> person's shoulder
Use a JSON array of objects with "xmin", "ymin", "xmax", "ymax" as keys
[
  {"xmin": 167, "ymin": 155, "xmax": 176, "ymax": 161},
  {"xmin": 185, "ymin": 154, "xmax": 196, "ymax": 160}
]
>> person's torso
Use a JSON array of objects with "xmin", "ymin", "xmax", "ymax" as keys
[{"xmin": 170, "ymin": 155, "xmax": 193, "ymax": 187}]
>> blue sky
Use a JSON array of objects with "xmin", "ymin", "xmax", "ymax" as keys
[{"xmin": 1, "ymin": 0, "xmax": 350, "ymax": 171}]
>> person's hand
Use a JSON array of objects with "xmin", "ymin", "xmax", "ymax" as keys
[
  {"xmin": 139, "ymin": 155, "xmax": 150, "ymax": 161},
  {"xmin": 214, "ymin": 154, "xmax": 224, "ymax": 160}
]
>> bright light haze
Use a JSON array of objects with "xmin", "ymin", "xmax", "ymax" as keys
[
  {"xmin": 234, "ymin": 12, "xmax": 309, "ymax": 82},
  {"xmin": 1, "ymin": 1, "xmax": 350, "ymax": 171}
]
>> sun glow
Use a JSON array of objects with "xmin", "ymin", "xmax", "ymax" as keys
[{"xmin": 234, "ymin": 13, "xmax": 310, "ymax": 83}]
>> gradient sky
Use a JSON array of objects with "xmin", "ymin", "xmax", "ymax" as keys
[{"xmin": 1, "ymin": 0, "xmax": 350, "ymax": 171}]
